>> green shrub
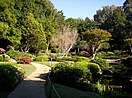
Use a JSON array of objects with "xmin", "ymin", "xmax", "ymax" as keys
[
  {"xmin": 61, "ymin": 56, "xmax": 76, "ymax": 61},
  {"xmin": 50, "ymin": 62, "xmax": 92, "ymax": 90},
  {"xmin": 34, "ymin": 55, "xmax": 49, "ymax": 62},
  {"xmin": 122, "ymin": 56, "xmax": 132, "ymax": 68},
  {"xmin": 87, "ymin": 62, "xmax": 101, "ymax": 74},
  {"xmin": 0, "ymin": 55, "xmax": 3, "ymax": 61},
  {"xmin": 91, "ymin": 58, "xmax": 110, "ymax": 70},
  {"xmin": 6, "ymin": 50, "xmax": 32, "ymax": 61},
  {"xmin": 0, "ymin": 63, "xmax": 24, "ymax": 91},
  {"xmin": 87, "ymin": 62, "xmax": 101, "ymax": 83},
  {"xmin": 73, "ymin": 56, "xmax": 90, "ymax": 62},
  {"xmin": 0, "ymin": 54, "xmax": 10, "ymax": 62}
]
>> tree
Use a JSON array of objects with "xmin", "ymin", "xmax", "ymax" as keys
[
  {"xmin": 123, "ymin": 0, "xmax": 132, "ymax": 54},
  {"xmin": 0, "ymin": 0, "xmax": 21, "ymax": 48},
  {"xmin": 101, "ymin": 7, "xmax": 127, "ymax": 50},
  {"xmin": 51, "ymin": 25, "xmax": 78, "ymax": 57},
  {"xmin": 20, "ymin": 13, "xmax": 47, "ymax": 53},
  {"xmin": 82, "ymin": 28, "xmax": 111, "ymax": 59},
  {"xmin": 94, "ymin": 5, "xmax": 117, "ymax": 25}
]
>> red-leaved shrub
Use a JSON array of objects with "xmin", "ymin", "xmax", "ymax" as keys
[
  {"xmin": 18, "ymin": 56, "xmax": 32, "ymax": 64},
  {"xmin": 79, "ymin": 51, "xmax": 89, "ymax": 56}
]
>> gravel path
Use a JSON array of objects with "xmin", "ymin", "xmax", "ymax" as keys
[{"xmin": 8, "ymin": 62, "xmax": 51, "ymax": 98}]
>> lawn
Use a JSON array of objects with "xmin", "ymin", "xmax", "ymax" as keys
[
  {"xmin": 18, "ymin": 64, "xmax": 36, "ymax": 77},
  {"xmin": 45, "ymin": 82, "xmax": 102, "ymax": 98},
  {"xmin": 41, "ymin": 61, "xmax": 59, "ymax": 67}
]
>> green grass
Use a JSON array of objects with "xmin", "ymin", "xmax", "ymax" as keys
[
  {"xmin": 18, "ymin": 64, "xmax": 36, "ymax": 77},
  {"xmin": 41, "ymin": 61, "xmax": 60, "ymax": 67},
  {"xmin": 45, "ymin": 83, "xmax": 102, "ymax": 98}
]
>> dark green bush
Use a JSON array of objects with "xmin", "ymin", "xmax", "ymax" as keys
[
  {"xmin": 0, "ymin": 63, "xmax": 24, "ymax": 91},
  {"xmin": 122, "ymin": 56, "xmax": 132, "ymax": 68},
  {"xmin": 104, "ymin": 91, "xmax": 132, "ymax": 98},
  {"xmin": 87, "ymin": 62, "xmax": 101, "ymax": 74},
  {"xmin": 6, "ymin": 50, "xmax": 32, "ymax": 61},
  {"xmin": 87, "ymin": 62, "xmax": 101, "ymax": 83},
  {"xmin": 34, "ymin": 55, "xmax": 49, "ymax": 62},
  {"xmin": 50, "ymin": 62, "xmax": 92, "ymax": 90},
  {"xmin": 91, "ymin": 58, "xmax": 110, "ymax": 70}
]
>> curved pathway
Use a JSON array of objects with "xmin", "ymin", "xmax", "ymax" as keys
[{"xmin": 8, "ymin": 62, "xmax": 51, "ymax": 98}]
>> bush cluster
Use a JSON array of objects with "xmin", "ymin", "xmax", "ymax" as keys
[
  {"xmin": 50, "ymin": 61, "xmax": 102, "ymax": 90},
  {"xmin": 6, "ymin": 50, "xmax": 32, "ymax": 61},
  {"xmin": 91, "ymin": 58, "xmax": 110, "ymax": 70},
  {"xmin": 0, "ymin": 63, "xmax": 24, "ymax": 91},
  {"xmin": 18, "ymin": 56, "xmax": 32, "ymax": 64},
  {"xmin": 34, "ymin": 55, "xmax": 49, "ymax": 62},
  {"xmin": 0, "ymin": 54, "xmax": 10, "ymax": 62}
]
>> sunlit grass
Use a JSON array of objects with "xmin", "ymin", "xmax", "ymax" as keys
[{"xmin": 18, "ymin": 64, "xmax": 36, "ymax": 77}]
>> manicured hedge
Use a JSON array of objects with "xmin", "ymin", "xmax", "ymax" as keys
[{"xmin": 50, "ymin": 62, "xmax": 92, "ymax": 90}]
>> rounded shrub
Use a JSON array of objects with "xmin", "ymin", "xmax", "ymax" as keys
[
  {"xmin": 0, "ymin": 63, "xmax": 24, "ymax": 91},
  {"xmin": 6, "ymin": 50, "xmax": 32, "ymax": 61},
  {"xmin": 91, "ymin": 58, "xmax": 110, "ymax": 70},
  {"xmin": 0, "ymin": 54, "xmax": 10, "ymax": 62},
  {"xmin": 50, "ymin": 62, "xmax": 92, "ymax": 90},
  {"xmin": 87, "ymin": 62, "xmax": 101, "ymax": 83},
  {"xmin": 73, "ymin": 56, "xmax": 90, "ymax": 62},
  {"xmin": 34, "ymin": 55, "xmax": 49, "ymax": 62}
]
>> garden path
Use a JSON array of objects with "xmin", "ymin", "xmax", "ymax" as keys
[{"xmin": 8, "ymin": 62, "xmax": 51, "ymax": 98}]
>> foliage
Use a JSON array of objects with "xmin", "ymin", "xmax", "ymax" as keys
[
  {"xmin": 122, "ymin": 56, "xmax": 132, "ymax": 68},
  {"xmin": 79, "ymin": 50, "xmax": 89, "ymax": 56},
  {"xmin": 104, "ymin": 91, "xmax": 132, "ymax": 98},
  {"xmin": 34, "ymin": 55, "xmax": 49, "ymax": 62},
  {"xmin": 6, "ymin": 49, "xmax": 32, "ymax": 61},
  {"xmin": 0, "ymin": 0, "xmax": 64, "ymax": 52},
  {"xmin": 0, "ymin": 63, "xmax": 24, "ymax": 91},
  {"xmin": 91, "ymin": 58, "xmax": 110, "ymax": 70},
  {"xmin": 82, "ymin": 28, "xmax": 111, "ymax": 59},
  {"xmin": 50, "ymin": 62, "xmax": 92, "ymax": 90},
  {"xmin": 20, "ymin": 13, "xmax": 47, "ymax": 52},
  {"xmin": 97, "ymin": 51, "xmax": 123, "ymax": 59},
  {"xmin": 18, "ymin": 56, "xmax": 32, "ymax": 64},
  {"xmin": 51, "ymin": 25, "xmax": 78, "ymax": 57},
  {"xmin": 94, "ymin": 5, "xmax": 117, "ymax": 25},
  {"xmin": 0, "ymin": 54, "xmax": 10, "ymax": 62},
  {"xmin": 101, "ymin": 7, "xmax": 127, "ymax": 50}
]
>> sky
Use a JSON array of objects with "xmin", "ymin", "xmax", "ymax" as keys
[{"xmin": 50, "ymin": 0, "xmax": 126, "ymax": 19}]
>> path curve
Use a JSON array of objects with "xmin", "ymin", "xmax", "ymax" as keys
[{"xmin": 8, "ymin": 62, "xmax": 51, "ymax": 98}]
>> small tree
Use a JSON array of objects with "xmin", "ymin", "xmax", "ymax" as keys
[
  {"xmin": 51, "ymin": 25, "xmax": 78, "ymax": 57},
  {"xmin": 83, "ymin": 28, "xmax": 111, "ymax": 59}
]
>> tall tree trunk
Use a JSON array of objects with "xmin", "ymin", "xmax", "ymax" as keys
[
  {"xmin": 45, "ymin": 42, "xmax": 49, "ymax": 56},
  {"xmin": 92, "ymin": 44, "xmax": 101, "ymax": 59}
]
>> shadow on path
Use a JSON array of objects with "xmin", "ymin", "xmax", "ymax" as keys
[{"xmin": 8, "ymin": 62, "xmax": 51, "ymax": 98}]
